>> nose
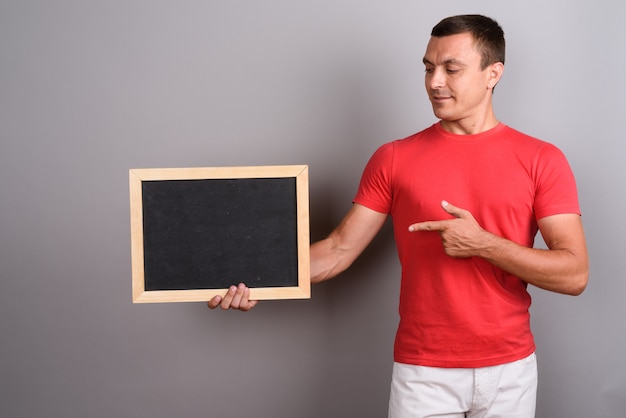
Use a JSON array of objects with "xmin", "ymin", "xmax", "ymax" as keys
[{"xmin": 427, "ymin": 67, "xmax": 445, "ymax": 90}]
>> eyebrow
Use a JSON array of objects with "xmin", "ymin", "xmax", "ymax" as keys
[{"xmin": 422, "ymin": 57, "xmax": 466, "ymax": 67}]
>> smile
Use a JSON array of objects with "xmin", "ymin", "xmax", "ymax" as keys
[{"xmin": 431, "ymin": 95, "xmax": 452, "ymax": 103}]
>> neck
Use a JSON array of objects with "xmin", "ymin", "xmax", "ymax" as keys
[{"xmin": 440, "ymin": 112, "xmax": 499, "ymax": 135}]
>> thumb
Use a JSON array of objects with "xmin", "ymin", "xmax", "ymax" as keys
[{"xmin": 441, "ymin": 200, "xmax": 466, "ymax": 218}]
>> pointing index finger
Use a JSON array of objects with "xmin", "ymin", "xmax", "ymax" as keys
[{"xmin": 408, "ymin": 221, "xmax": 446, "ymax": 232}]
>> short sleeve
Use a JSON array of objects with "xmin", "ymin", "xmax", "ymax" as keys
[
  {"xmin": 353, "ymin": 142, "xmax": 395, "ymax": 214},
  {"xmin": 533, "ymin": 143, "xmax": 581, "ymax": 219}
]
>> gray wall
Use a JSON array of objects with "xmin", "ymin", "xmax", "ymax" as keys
[{"xmin": 1, "ymin": 1, "xmax": 624, "ymax": 417}]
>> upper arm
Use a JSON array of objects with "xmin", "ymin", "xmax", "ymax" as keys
[
  {"xmin": 330, "ymin": 203, "xmax": 388, "ymax": 254},
  {"xmin": 537, "ymin": 213, "xmax": 587, "ymax": 254},
  {"xmin": 537, "ymin": 213, "xmax": 589, "ymax": 290},
  {"xmin": 310, "ymin": 203, "xmax": 388, "ymax": 282}
]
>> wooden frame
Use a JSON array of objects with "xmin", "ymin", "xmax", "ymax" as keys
[{"xmin": 129, "ymin": 165, "xmax": 310, "ymax": 303}]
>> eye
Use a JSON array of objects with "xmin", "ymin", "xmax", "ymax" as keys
[{"xmin": 424, "ymin": 67, "xmax": 434, "ymax": 74}]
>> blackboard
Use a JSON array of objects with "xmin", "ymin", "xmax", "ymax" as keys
[{"xmin": 129, "ymin": 166, "xmax": 310, "ymax": 303}]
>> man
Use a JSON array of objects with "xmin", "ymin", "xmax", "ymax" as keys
[{"xmin": 209, "ymin": 14, "xmax": 589, "ymax": 417}]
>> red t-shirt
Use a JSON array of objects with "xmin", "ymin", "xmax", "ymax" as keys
[{"xmin": 354, "ymin": 122, "xmax": 580, "ymax": 368}]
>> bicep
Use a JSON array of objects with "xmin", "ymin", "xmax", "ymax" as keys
[
  {"xmin": 310, "ymin": 203, "xmax": 387, "ymax": 281},
  {"xmin": 538, "ymin": 214, "xmax": 589, "ymax": 281},
  {"xmin": 535, "ymin": 213, "xmax": 589, "ymax": 294},
  {"xmin": 330, "ymin": 203, "xmax": 388, "ymax": 256},
  {"xmin": 537, "ymin": 213, "xmax": 587, "ymax": 254}
]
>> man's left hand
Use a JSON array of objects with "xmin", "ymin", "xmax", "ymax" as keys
[{"xmin": 408, "ymin": 200, "xmax": 489, "ymax": 258}]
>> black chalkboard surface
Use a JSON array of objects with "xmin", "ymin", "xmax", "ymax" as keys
[{"xmin": 129, "ymin": 166, "xmax": 310, "ymax": 303}]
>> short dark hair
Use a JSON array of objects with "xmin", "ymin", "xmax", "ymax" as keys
[{"xmin": 431, "ymin": 14, "xmax": 505, "ymax": 69}]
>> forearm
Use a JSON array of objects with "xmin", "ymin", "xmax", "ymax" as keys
[
  {"xmin": 476, "ymin": 231, "xmax": 588, "ymax": 295},
  {"xmin": 410, "ymin": 203, "xmax": 589, "ymax": 296}
]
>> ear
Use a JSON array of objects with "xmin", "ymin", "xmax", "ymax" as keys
[{"xmin": 487, "ymin": 62, "xmax": 504, "ymax": 89}]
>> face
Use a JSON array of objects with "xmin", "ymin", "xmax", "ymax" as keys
[{"xmin": 423, "ymin": 33, "xmax": 503, "ymax": 132}]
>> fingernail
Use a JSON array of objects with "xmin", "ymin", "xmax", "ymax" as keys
[{"xmin": 442, "ymin": 200, "xmax": 449, "ymax": 207}]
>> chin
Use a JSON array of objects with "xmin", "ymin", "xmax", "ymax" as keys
[{"xmin": 432, "ymin": 109, "xmax": 453, "ymax": 121}]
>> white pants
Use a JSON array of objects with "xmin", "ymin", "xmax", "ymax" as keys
[{"xmin": 388, "ymin": 353, "xmax": 537, "ymax": 418}]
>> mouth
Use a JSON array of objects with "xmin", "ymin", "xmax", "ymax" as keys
[
  {"xmin": 430, "ymin": 95, "xmax": 452, "ymax": 104},
  {"xmin": 430, "ymin": 89, "xmax": 451, "ymax": 98}
]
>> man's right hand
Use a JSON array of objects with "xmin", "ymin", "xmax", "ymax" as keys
[{"xmin": 207, "ymin": 283, "xmax": 258, "ymax": 311}]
